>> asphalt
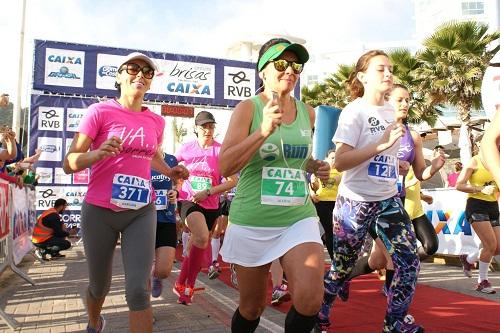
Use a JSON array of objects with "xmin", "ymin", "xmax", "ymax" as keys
[{"xmin": 0, "ymin": 243, "xmax": 498, "ymax": 333}]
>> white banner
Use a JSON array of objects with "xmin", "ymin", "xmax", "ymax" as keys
[
  {"xmin": 421, "ymin": 188, "xmax": 481, "ymax": 255},
  {"xmin": 44, "ymin": 48, "xmax": 85, "ymax": 87},
  {"xmin": 11, "ymin": 187, "xmax": 36, "ymax": 265}
]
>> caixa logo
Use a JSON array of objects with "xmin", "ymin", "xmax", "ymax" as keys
[
  {"xmin": 99, "ymin": 65, "xmax": 118, "ymax": 77},
  {"xmin": 426, "ymin": 210, "xmax": 472, "ymax": 236},
  {"xmin": 48, "ymin": 55, "xmax": 82, "ymax": 65},
  {"xmin": 48, "ymin": 66, "xmax": 80, "ymax": 79},
  {"xmin": 40, "ymin": 144, "xmax": 58, "ymax": 153}
]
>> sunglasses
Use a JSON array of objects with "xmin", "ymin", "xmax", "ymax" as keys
[
  {"xmin": 119, "ymin": 63, "xmax": 155, "ymax": 79},
  {"xmin": 271, "ymin": 59, "xmax": 304, "ymax": 74}
]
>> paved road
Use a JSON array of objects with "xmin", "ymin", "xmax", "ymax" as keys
[{"xmin": 0, "ymin": 244, "xmax": 498, "ymax": 332}]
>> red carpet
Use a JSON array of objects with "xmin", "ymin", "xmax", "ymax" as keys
[{"xmin": 176, "ymin": 248, "xmax": 500, "ymax": 332}]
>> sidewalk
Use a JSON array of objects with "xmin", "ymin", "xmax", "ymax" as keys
[{"xmin": 0, "ymin": 243, "xmax": 499, "ymax": 333}]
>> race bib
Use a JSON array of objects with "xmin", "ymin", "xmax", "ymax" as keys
[
  {"xmin": 110, "ymin": 174, "xmax": 151, "ymax": 209},
  {"xmin": 190, "ymin": 176, "xmax": 212, "ymax": 191},
  {"xmin": 261, "ymin": 167, "xmax": 307, "ymax": 206},
  {"xmin": 367, "ymin": 154, "xmax": 397, "ymax": 185},
  {"xmin": 154, "ymin": 189, "xmax": 168, "ymax": 210}
]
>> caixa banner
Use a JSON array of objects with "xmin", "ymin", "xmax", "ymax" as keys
[{"xmin": 33, "ymin": 40, "xmax": 299, "ymax": 107}]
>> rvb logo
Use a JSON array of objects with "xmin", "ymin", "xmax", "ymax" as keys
[
  {"xmin": 367, "ymin": 116, "xmax": 385, "ymax": 134},
  {"xmin": 259, "ymin": 143, "xmax": 279, "ymax": 161},
  {"xmin": 99, "ymin": 65, "xmax": 118, "ymax": 77}
]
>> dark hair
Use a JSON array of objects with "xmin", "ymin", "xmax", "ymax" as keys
[
  {"xmin": 54, "ymin": 198, "xmax": 67, "ymax": 208},
  {"xmin": 256, "ymin": 38, "xmax": 291, "ymax": 89},
  {"xmin": 454, "ymin": 161, "xmax": 463, "ymax": 172},
  {"xmin": 387, "ymin": 83, "xmax": 409, "ymax": 124},
  {"xmin": 114, "ymin": 81, "xmax": 121, "ymax": 94},
  {"xmin": 348, "ymin": 50, "xmax": 389, "ymax": 100}
]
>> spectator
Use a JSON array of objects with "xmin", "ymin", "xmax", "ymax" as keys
[
  {"xmin": 32, "ymin": 198, "xmax": 71, "ymax": 261},
  {"xmin": 446, "ymin": 161, "xmax": 463, "ymax": 187}
]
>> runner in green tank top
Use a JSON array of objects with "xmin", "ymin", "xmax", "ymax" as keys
[{"xmin": 219, "ymin": 38, "xmax": 330, "ymax": 333}]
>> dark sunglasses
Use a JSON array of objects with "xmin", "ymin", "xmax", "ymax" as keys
[
  {"xmin": 119, "ymin": 63, "xmax": 155, "ymax": 79},
  {"xmin": 271, "ymin": 59, "xmax": 304, "ymax": 74}
]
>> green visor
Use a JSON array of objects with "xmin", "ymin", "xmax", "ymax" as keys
[{"xmin": 257, "ymin": 42, "xmax": 309, "ymax": 72}]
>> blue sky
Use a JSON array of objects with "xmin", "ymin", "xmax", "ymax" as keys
[{"xmin": 1, "ymin": 0, "xmax": 415, "ymax": 102}]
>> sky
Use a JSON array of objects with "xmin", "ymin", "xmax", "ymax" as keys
[{"xmin": 0, "ymin": 0, "xmax": 416, "ymax": 105}]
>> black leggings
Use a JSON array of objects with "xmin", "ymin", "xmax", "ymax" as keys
[
  {"xmin": 314, "ymin": 200, "xmax": 335, "ymax": 260},
  {"xmin": 412, "ymin": 214, "xmax": 439, "ymax": 259}
]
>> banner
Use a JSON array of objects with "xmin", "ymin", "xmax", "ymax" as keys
[
  {"xmin": 32, "ymin": 40, "xmax": 297, "ymax": 108},
  {"xmin": 421, "ymin": 188, "xmax": 481, "ymax": 255},
  {"xmin": 11, "ymin": 187, "xmax": 36, "ymax": 265},
  {"xmin": 0, "ymin": 181, "xmax": 9, "ymax": 240}
]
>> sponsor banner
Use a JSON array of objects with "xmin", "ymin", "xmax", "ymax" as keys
[
  {"xmin": 38, "ymin": 106, "xmax": 64, "ymax": 132},
  {"xmin": 73, "ymin": 168, "xmax": 90, "ymax": 184},
  {"xmin": 0, "ymin": 181, "xmax": 9, "ymax": 240},
  {"xmin": 12, "ymin": 186, "xmax": 36, "ymax": 265},
  {"xmin": 34, "ymin": 40, "xmax": 301, "ymax": 107},
  {"xmin": 44, "ymin": 48, "xmax": 85, "ymax": 87},
  {"xmin": 224, "ymin": 66, "xmax": 255, "ymax": 100},
  {"xmin": 36, "ymin": 185, "xmax": 86, "ymax": 211},
  {"xmin": 36, "ymin": 167, "xmax": 53, "ymax": 184},
  {"xmin": 66, "ymin": 108, "xmax": 86, "ymax": 132},
  {"xmin": 38, "ymin": 136, "xmax": 63, "ymax": 162},
  {"xmin": 421, "ymin": 188, "xmax": 481, "ymax": 255}
]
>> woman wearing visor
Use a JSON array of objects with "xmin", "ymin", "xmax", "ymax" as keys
[
  {"xmin": 64, "ymin": 52, "xmax": 188, "ymax": 333},
  {"xmin": 219, "ymin": 38, "xmax": 330, "ymax": 333}
]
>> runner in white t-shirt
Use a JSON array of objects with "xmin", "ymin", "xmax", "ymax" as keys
[{"xmin": 315, "ymin": 50, "xmax": 422, "ymax": 333}]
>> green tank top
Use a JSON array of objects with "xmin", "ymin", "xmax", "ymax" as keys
[
  {"xmin": 468, "ymin": 155, "xmax": 498, "ymax": 202},
  {"xmin": 229, "ymin": 95, "xmax": 317, "ymax": 227}
]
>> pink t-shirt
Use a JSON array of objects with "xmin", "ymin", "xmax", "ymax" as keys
[
  {"xmin": 175, "ymin": 140, "xmax": 222, "ymax": 210},
  {"xmin": 447, "ymin": 172, "xmax": 459, "ymax": 187},
  {"xmin": 78, "ymin": 99, "xmax": 164, "ymax": 210}
]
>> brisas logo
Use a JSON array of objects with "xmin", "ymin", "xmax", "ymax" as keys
[
  {"xmin": 259, "ymin": 143, "xmax": 279, "ymax": 161},
  {"xmin": 48, "ymin": 66, "xmax": 80, "ymax": 79},
  {"xmin": 99, "ymin": 65, "xmax": 118, "ymax": 77},
  {"xmin": 48, "ymin": 55, "xmax": 82, "ymax": 65},
  {"xmin": 40, "ymin": 144, "xmax": 58, "ymax": 153}
]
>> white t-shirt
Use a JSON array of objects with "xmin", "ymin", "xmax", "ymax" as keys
[{"xmin": 333, "ymin": 98, "xmax": 399, "ymax": 202}]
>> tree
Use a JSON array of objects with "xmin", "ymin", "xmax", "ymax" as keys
[
  {"xmin": 301, "ymin": 64, "xmax": 354, "ymax": 108},
  {"xmin": 416, "ymin": 20, "xmax": 500, "ymax": 123},
  {"xmin": 388, "ymin": 48, "xmax": 442, "ymax": 126}
]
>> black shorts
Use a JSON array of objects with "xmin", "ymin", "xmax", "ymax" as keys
[
  {"xmin": 179, "ymin": 200, "xmax": 220, "ymax": 231},
  {"xmin": 465, "ymin": 197, "xmax": 500, "ymax": 227},
  {"xmin": 219, "ymin": 199, "xmax": 232, "ymax": 216},
  {"xmin": 155, "ymin": 222, "xmax": 177, "ymax": 249}
]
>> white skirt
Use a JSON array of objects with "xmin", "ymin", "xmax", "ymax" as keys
[{"xmin": 220, "ymin": 216, "xmax": 322, "ymax": 267}]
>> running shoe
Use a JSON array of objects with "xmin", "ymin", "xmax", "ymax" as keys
[
  {"xmin": 271, "ymin": 284, "xmax": 291, "ymax": 305},
  {"xmin": 314, "ymin": 312, "xmax": 331, "ymax": 333},
  {"xmin": 337, "ymin": 281, "xmax": 350, "ymax": 302},
  {"xmin": 177, "ymin": 287, "xmax": 194, "ymax": 305},
  {"xmin": 34, "ymin": 248, "xmax": 49, "ymax": 261},
  {"xmin": 207, "ymin": 261, "xmax": 221, "ymax": 280},
  {"xmin": 475, "ymin": 280, "xmax": 496, "ymax": 294},
  {"xmin": 399, "ymin": 321, "xmax": 424, "ymax": 333},
  {"xmin": 459, "ymin": 254, "xmax": 473, "ymax": 278},
  {"xmin": 86, "ymin": 315, "xmax": 106, "ymax": 333},
  {"xmin": 151, "ymin": 276, "xmax": 163, "ymax": 298},
  {"xmin": 172, "ymin": 281, "xmax": 185, "ymax": 297},
  {"xmin": 50, "ymin": 253, "xmax": 66, "ymax": 259},
  {"xmin": 230, "ymin": 264, "xmax": 238, "ymax": 289}
]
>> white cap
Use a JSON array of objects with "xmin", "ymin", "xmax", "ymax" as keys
[{"xmin": 118, "ymin": 52, "xmax": 158, "ymax": 71}]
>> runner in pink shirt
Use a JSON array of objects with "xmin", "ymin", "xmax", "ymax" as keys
[
  {"xmin": 64, "ymin": 52, "xmax": 188, "ymax": 333},
  {"xmin": 173, "ymin": 111, "xmax": 238, "ymax": 305}
]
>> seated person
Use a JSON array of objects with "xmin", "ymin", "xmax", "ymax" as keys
[{"xmin": 32, "ymin": 198, "xmax": 71, "ymax": 260}]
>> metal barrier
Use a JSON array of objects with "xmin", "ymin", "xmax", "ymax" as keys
[{"xmin": 0, "ymin": 180, "xmax": 36, "ymax": 331}]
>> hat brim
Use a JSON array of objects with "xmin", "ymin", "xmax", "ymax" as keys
[
  {"xmin": 119, "ymin": 52, "xmax": 158, "ymax": 71},
  {"xmin": 258, "ymin": 43, "xmax": 309, "ymax": 72},
  {"xmin": 196, "ymin": 119, "xmax": 217, "ymax": 126}
]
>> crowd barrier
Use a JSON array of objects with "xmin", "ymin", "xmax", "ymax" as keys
[{"xmin": 0, "ymin": 179, "xmax": 36, "ymax": 331}]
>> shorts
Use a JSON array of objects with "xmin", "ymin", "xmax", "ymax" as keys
[
  {"xmin": 179, "ymin": 200, "xmax": 220, "ymax": 231},
  {"xmin": 465, "ymin": 197, "xmax": 500, "ymax": 227},
  {"xmin": 219, "ymin": 199, "xmax": 232, "ymax": 216},
  {"xmin": 155, "ymin": 222, "xmax": 177, "ymax": 249}
]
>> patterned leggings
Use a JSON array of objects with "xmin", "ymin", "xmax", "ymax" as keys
[{"xmin": 320, "ymin": 195, "xmax": 420, "ymax": 332}]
